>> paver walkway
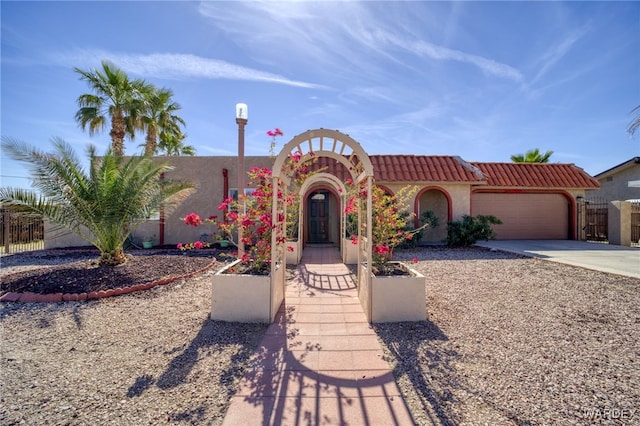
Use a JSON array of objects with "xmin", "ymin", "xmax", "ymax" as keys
[{"xmin": 222, "ymin": 246, "xmax": 414, "ymax": 425}]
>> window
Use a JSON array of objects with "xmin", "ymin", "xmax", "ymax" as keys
[
  {"xmin": 228, "ymin": 188, "xmax": 256, "ymax": 212},
  {"xmin": 229, "ymin": 188, "xmax": 256, "ymax": 202}
]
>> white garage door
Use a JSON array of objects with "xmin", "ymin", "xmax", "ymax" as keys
[{"xmin": 472, "ymin": 192, "xmax": 569, "ymax": 239}]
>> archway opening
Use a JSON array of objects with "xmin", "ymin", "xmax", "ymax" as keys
[
  {"xmin": 271, "ymin": 128, "xmax": 375, "ymax": 322},
  {"xmin": 305, "ymin": 188, "xmax": 340, "ymax": 245},
  {"xmin": 417, "ymin": 188, "xmax": 451, "ymax": 244}
]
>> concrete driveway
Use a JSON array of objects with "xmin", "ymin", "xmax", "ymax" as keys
[{"xmin": 476, "ymin": 240, "xmax": 640, "ymax": 279}]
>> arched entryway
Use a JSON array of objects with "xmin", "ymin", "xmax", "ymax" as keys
[
  {"xmin": 415, "ymin": 187, "xmax": 452, "ymax": 244},
  {"xmin": 271, "ymin": 129, "xmax": 375, "ymax": 321},
  {"xmin": 305, "ymin": 188, "xmax": 340, "ymax": 244}
]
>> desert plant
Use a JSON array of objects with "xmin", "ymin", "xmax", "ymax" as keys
[
  {"xmin": 0, "ymin": 137, "xmax": 194, "ymax": 265},
  {"xmin": 398, "ymin": 210, "xmax": 439, "ymax": 249},
  {"xmin": 446, "ymin": 214, "xmax": 502, "ymax": 247},
  {"xmin": 179, "ymin": 130, "xmax": 316, "ymax": 274},
  {"xmin": 510, "ymin": 148, "xmax": 553, "ymax": 163},
  {"xmin": 345, "ymin": 183, "xmax": 432, "ymax": 273},
  {"xmin": 74, "ymin": 60, "xmax": 152, "ymax": 156}
]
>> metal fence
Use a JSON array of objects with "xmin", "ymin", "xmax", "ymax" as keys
[
  {"xmin": 631, "ymin": 201, "xmax": 640, "ymax": 247},
  {"xmin": 577, "ymin": 197, "xmax": 609, "ymax": 243},
  {"xmin": 0, "ymin": 208, "xmax": 45, "ymax": 254}
]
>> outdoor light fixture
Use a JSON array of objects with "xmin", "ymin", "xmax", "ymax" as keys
[
  {"xmin": 236, "ymin": 103, "xmax": 248, "ymax": 120},
  {"xmin": 236, "ymin": 103, "xmax": 248, "ymax": 255}
]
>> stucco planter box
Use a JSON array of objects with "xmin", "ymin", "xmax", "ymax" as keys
[
  {"xmin": 286, "ymin": 239, "xmax": 302, "ymax": 265},
  {"xmin": 211, "ymin": 260, "xmax": 272, "ymax": 323},
  {"xmin": 342, "ymin": 238, "xmax": 358, "ymax": 264},
  {"xmin": 360, "ymin": 262, "xmax": 426, "ymax": 323}
]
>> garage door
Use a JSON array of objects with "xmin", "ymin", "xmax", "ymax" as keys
[{"xmin": 472, "ymin": 192, "xmax": 569, "ymax": 239}]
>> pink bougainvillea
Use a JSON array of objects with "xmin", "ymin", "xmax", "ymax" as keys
[
  {"xmin": 184, "ymin": 212, "xmax": 203, "ymax": 227},
  {"xmin": 345, "ymin": 182, "xmax": 427, "ymax": 272},
  {"xmin": 178, "ymin": 129, "xmax": 317, "ymax": 274}
]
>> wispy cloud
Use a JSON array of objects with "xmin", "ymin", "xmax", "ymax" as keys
[
  {"xmin": 376, "ymin": 31, "xmax": 524, "ymax": 82},
  {"xmin": 50, "ymin": 49, "xmax": 326, "ymax": 89},
  {"xmin": 198, "ymin": 1, "xmax": 523, "ymax": 84},
  {"xmin": 530, "ymin": 26, "xmax": 591, "ymax": 86},
  {"xmin": 197, "ymin": 1, "xmax": 390, "ymax": 78}
]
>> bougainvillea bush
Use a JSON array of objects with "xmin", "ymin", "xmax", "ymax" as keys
[
  {"xmin": 346, "ymin": 182, "xmax": 430, "ymax": 275},
  {"xmin": 178, "ymin": 129, "xmax": 317, "ymax": 275}
]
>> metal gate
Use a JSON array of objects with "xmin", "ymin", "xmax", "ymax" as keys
[
  {"xmin": 1, "ymin": 208, "xmax": 45, "ymax": 254},
  {"xmin": 631, "ymin": 201, "xmax": 640, "ymax": 247},
  {"xmin": 577, "ymin": 198, "xmax": 608, "ymax": 243}
]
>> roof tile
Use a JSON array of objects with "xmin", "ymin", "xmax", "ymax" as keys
[
  {"xmin": 308, "ymin": 155, "xmax": 599, "ymax": 189},
  {"xmin": 471, "ymin": 162, "xmax": 600, "ymax": 189}
]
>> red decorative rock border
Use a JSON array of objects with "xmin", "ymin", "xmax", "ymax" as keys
[{"xmin": 0, "ymin": 258, "xmax": 217, "ymax": 304}]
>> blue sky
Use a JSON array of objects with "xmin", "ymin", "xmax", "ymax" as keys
[{"xmin": 1, "ymin": 1, "xmax": 639, "ymax": 191}]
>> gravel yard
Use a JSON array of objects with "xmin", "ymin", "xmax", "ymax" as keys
[
  {"xmin": 0, "ymin": 256, "xmax": 267, "ymax": 426},
  {"xmin": 385, "ymin": 248, "xmax": 640, "ymax": 425},
  {"xmin": 1, "ymin": 246, "xmax": 638, "ymax": 425}
]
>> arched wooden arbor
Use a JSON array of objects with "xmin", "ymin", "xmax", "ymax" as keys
[{"xmin": 270, "ymin": 129, "xmax": 375, "ymax": 320}]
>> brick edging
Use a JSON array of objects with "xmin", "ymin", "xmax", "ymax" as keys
[{"xmin": 0, "ymin": 258, "xmax": 217, "ymax": 304}]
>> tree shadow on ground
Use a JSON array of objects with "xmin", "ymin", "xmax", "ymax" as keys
[
  {"xmin": 127, "ymin": 316, "xmax": 267, "ymax": 399},
  {"xmin": 0, "ymin": 299, "xmax": 96, "ymax": 327},
  {"xmin": 373, "ymin": 319, "xmax": 461, "ymax": 426},
  {"xmin": 232, "ymin": 305, "xmax": 414, "ymax": 426}
]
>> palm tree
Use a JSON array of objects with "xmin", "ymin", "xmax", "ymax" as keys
[
  {"xmin": 157, "ymin": 131, "xmax": 197, "ymax": 156},
  {"xmin": 510, "ymin": 148, "xmax": 554, "ymax": 163},
  {"xmin": 139, "ymin": 86, "xmax": 186, "ymax": 156},
  {"xmin": 628, "ymin": 105, "xmax": 640, "ymax": 137},
  {"xmin": 0, "ymin": 137, "xmax": 194, "ymax": 265},
  {"xmin": 74, "ymin": 60, "xmax": 150, "ymax": 156}
]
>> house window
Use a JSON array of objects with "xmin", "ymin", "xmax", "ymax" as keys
[
  {"xmin": 229, "ymin": 188, "xmax": 256, "ymax": 202},
  {"xmin": 228, "ymin": 188, "xmax": 256, "ymax": 212}
]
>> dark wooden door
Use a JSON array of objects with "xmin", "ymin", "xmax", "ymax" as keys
[{"xmin": 308, "ymin": 193, "xmax": 329, "ymax": 243}]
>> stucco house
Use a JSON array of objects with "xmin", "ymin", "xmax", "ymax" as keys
[
  {"xmin": 45, "ymin": 129, "xmax": 600, "ymax": 249},
  {"xmin": 137, "ymin": 129, "xmax": 599, "ymax": 247},
  {"xmin": 586, "ymin": 157, "xmax": 640, "ymax": 201}
]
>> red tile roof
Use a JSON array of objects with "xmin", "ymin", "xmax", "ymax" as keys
[
  {"xmin": 471, "ymin": 162, "xmax": 600, "ymax": 189},
  {"xmin": 309, "ymin": 155, "xmax": 599, "ymax": 189},
  {"xmin": 311, "ymin": 155, "xmax": 485, "ymax": 183}
]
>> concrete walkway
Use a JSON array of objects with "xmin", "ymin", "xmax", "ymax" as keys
[
  {"xmin": 476, "ymin": 240, "xmax": 640, "ymax": 279},
  {"xmin": 222, "ymin": 246, "xmax": 414, "ymax": 426}
]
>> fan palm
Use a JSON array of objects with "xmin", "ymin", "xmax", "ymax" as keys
[
  {"xmin": 139, "ymin": 86, "xmax": 186, "ymax": 156},
  {"xmin": 510, "ymin": 148, "xmax": 554, "ymax": 163},
  {"xmin": 0, "ymin": 137, "xmax": 195, "ymax": 265},
  {"xmin": 628, "ymin": 105, "xmax": 640, "ymax": 137},
  {"xmin": 74, "ymin": 60, "xmax": 151, "ymax": 156},
  {"xmin": 157, "ymin": 131, "xmax": 197, "ymax": 156}
]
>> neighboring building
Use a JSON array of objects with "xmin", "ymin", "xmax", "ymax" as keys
[
  {"xmin": 586, "ymin": 157, "xmax": 640, "ymax": 201},
  {"xmin": 45, "ymin": 129, "xmax": 600, "ymax": 248}
]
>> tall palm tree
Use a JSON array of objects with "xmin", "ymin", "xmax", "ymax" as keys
[
  {"xmin": 510, "ymin": 148, "xmax": 554, "ymax": 163},
  {"xmin": 0, "ymin": 137, "xmax": 194, "ymax": 265},
  {"xmin": 157, "ymin": 131, "xmax": 197, "ymax": 156},
  {"xmin": 74, "ymin": 60, "xmax": 150, "ymax": 156},
  {"xmin": 139, "ymin": 86, "xmax": 186, "ymax": 156},
  {"xmin": 628, "ymin": 105, "xmax": 640, "ymax": 137}
]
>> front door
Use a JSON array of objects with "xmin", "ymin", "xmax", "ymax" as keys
[{"xmin": 308, "ymin": 192, "xmax": 329, "ymax": 243}]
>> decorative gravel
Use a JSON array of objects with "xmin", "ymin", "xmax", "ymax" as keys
[
  {"xmin": 381, "ymin": 247, "xmax": 640, "ymax": 425},
  {"xmin": 0, "ymin": 255, "xmax": 267, "ymax": 426},
  {"xmin": 1, "ymin": 246, "xmax": 638, "ymax": 425}
]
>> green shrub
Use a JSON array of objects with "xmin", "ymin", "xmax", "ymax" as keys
[
  {"xmin": 399, "ymin": 210, "xmax": 439, "ymax": 249},
  {"xmin": 446, "ymin": 214, "xmax": 502, "ymax": 247}
]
